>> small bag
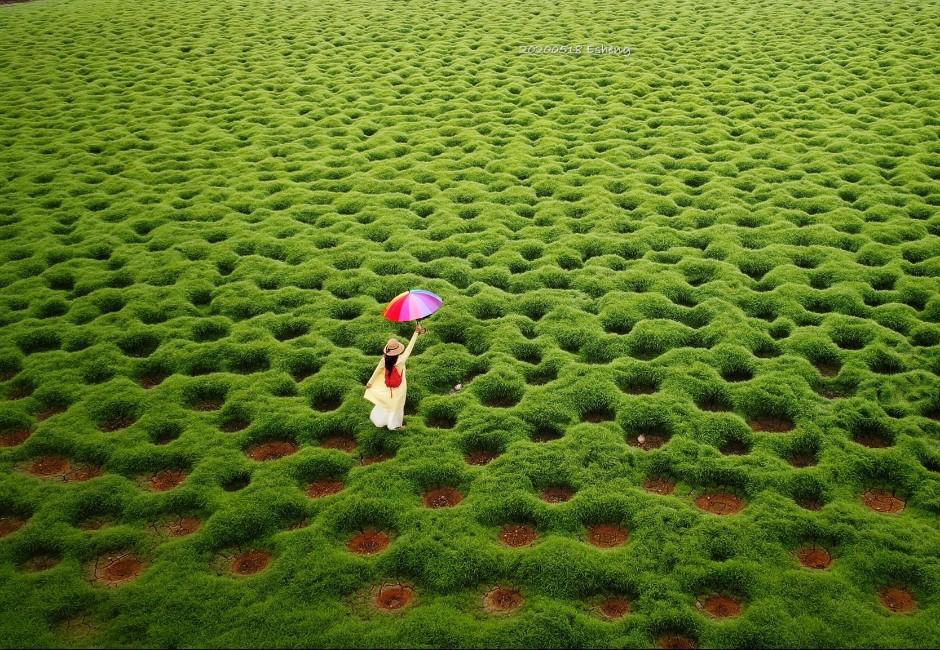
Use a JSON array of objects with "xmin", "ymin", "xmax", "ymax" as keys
[{"xmin": 384, "ymin": 366, "xmax": 403, "ymax": 396}]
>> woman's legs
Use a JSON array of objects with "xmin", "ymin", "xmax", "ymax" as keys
[
  {"xmin": 387, "ymin": 402, "xmax": 404, "ymax": 430},
  {"xmin": 370, "ymin": 405, "xmax": 389, "ymax": 428}
]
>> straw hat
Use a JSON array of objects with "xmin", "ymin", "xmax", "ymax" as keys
[{"xmin": 384, "ymin": 338, "xmax": 404, "ymax": 355}]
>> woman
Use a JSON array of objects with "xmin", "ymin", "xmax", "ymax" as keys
[{"xmin": 364, "ymin": 323, "xmax": 425, "ymax": 430}]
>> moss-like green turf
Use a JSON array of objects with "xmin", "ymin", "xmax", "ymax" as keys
[{"xmin": 1, "ymin": 0, "xmax": 940, "ymax": 647}]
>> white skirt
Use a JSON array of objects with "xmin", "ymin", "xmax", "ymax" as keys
[{"xmin": 370, "ymin": 403, "xmax": 404, "ymax": 430}]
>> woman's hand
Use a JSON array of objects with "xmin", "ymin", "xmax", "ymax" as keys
[
  {"xmin": 416, "ymin": 324, "xmax": 426, "ymax": 335},
  {"xmin": 366, "ymin": 382, "xmax": 372, "ymax": 388}
]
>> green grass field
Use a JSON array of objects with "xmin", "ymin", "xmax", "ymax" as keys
[{"xmin": 1, "ymin": 0, "xmax": 939, "ymax": 647}]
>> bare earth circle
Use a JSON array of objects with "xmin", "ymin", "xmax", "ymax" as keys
[
  {"xmin": 879, "ymin": 586, "xmax": 916, "ymax": 613},
  {"xmin": 862, "ymin": 489, "xmax": 905, "ymax": 514},
  {"xmin": 246, "ymin": 441, "xmax": 298, "ymax": 461},
  {"xmin": 63, "ymin": 465, "xmax": 104, "ymax": 483},
  {"xmin": 347, "ymin": 529, "xmax": 391, "ymax": 555},
  {"xmin": 797, "ymin": 547, "xmax": 832, "ymax": 569},
  {"xmin": 306, "ymin": 479, "xmax": 345, "ymax": 498},
  {"xmin": 597, "ymin": 597, "xmax": 631, "ymax": 619},
  {"xmin": 0, "ymin": 516, "xmax": 26, "ymax": 538},
  {"xmin": 748, "ymin": 417, "xmax": 794, "ymax": 432},
  {"xmin": 231, "ymin": 550, "xmax": 271, "ymax": 576},
  {"xmin": 92, "ymin": 552, "xmax": 145, "ymax": 587},
  {"xmin": 499, "ymin": 523, "xmax": 538, "ymax": 547},
  {"xmin": 628, "ymin": 433, "xmax": 670, "ymax": 450},
  {"xmin": 587, "ymin": 524, "xmax": 629, "ymax": 548},
  {"xmin": 695, "ymin": 492, "xmax": 745, "ymax": 515},
  {"xmin": 360, "ymin": 453, "xmax": 394, "ymax": 466},
  {"xmin": 698, "ymin": 594, "xmax": 742, "ymax": 618},
  {"xmin": 483, "ymin": 587, "xmax": 523, "ymax": 614},
  {"xmin": 465, "ymin": 450, "xmax": 499, "ymax": 465},
  {"xmin": 165, "ymin": 516, "xmax": 202, "ymax": 537},
  {"xmin": 374, "ymin": 583, "xmax": 415, "ymax": 611},
  {"xmin": 27, "ymin": 455, "xmax": 69, "ymax": 477},
  {"xmin": 320, "ymin": 436, "xmax": 357, "ymax": 452},
  {"xmin": 540, "ymin": 486, "xmax": 575, "ymax": 503},
  {"xmin": 657, "ymin": 635, "xmax": 698, "ymax": 649},
  {"xmin": 148, "ymin": 469, "xmax": 187, "ymax": 491},
  {"xmin": 23, "ymin": 554, "xmax": 61, "ymax": 572},
  {"xmin": 423, "ymin": 487, "xmax": 463, "ymax": 508},
  {"xmin": 644, "ymin": 477, "xmax": 676, "ymax": 495},
  {"xmin": 0, "ymin": 428, "xmax": 31, "ymax": 447}
]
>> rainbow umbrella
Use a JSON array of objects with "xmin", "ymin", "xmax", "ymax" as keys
[{"xmin": 383, "ymin": 289, "xmax": 443, "ymax": 323}]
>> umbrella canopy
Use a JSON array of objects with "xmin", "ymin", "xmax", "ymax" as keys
[{"xmin": 383, "ymin": 289, "xmax": 443, "ymax": 322}]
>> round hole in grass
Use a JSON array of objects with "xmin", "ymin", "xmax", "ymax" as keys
[
  {"xmin": 0, "ymin": 515, "xmax": 27, "ymax": 538},
  {"xmin": 220, "ymin": 416, "xmax": 250, "ymax": 433},
  {"xmin": 586, "ymin": 524, "xmax": 629, "ymax": 548},
  {"xmin": 423, "ymin": 486, "xmax": 463, "ymax": 508},
  {"xmin": 862, "ymin": 489, "xmax": 905, "ymax": 514},
  {"xmin": 852, "ymin": 422, "xmax": 893, "ymax": 449},
  {"xmin": 21, "ymin": 553, "xmax": 62, "ymax": 573},
  {"xmin": 499, "ymin": 523, "xmax": 538, "ymax": 548},
  {"xmin": 149, "ymin": 421, "xmax": 182, "ymax": 446},
  {"xmin": 145, "ymin": 469, "xmax": 187, "ymax": 492},
  {"xmin": 374, "ymin": 583, "xmax": 415, "ymax": 612},
  {"xmin": 310, "ymin": 389, "xmax": 343, "ymax": 412},
  {"xmin": 697, "ymin": 594, "xmax": 742, "ymax": 619},
  {"xmin": 0, "ymin": 427, "xmax": 32, "ymax": 447},
  {"xmin": 320, "ymin": 435, "xmax": 357, "ymax": 453},
  {"xmin": 696, "ymin": 391, "xmax": 733, "ymax": 413},
  {"xmin": 306, "ymin": 479, "xmax": 344, "ymax": 498},
  {"xmin": 618, "ymin": 374, "xmax": 660, "ymax": 395},
  {"xmin": 162, "ymin": 516, "xmax": 202, "ymax": 538},
  {"xmin": 695, "ymin": 491, "xmax": 745, "ymax": 515},
  {"xmin": 230, "ymin": 550, "xmax": 271, "ymax": 576},
  {"xmin": 245, "ymin": 441, "xmax": 299, "ymax": 461},
  {"xmin": 796, "ymin": 546, "xmax": 832, "ymax": 569},
  {"xmin": 880, "ymin": 586, "xmax": 917, "ymax": 613},
  {"xmin": 748, "ymin": 416, "xmax": 794, "ymax": 432},
  {"xmin": 483, "ymin": 587, "xmax": 523, "ymax": 615},
  {"xmin": 721, "ymin": 367, "xmax": 753, "ymax": 383},
  {"xmin": 222, "ymin": 473, "xmax": 251, "ymax": 492},
  {"xmin": 582, "ymin": 405, "xmax": 616, "ymax": 423},
  {"xmin": 720, "ymin": 439, "xmax": 750, "ymax": 456},
  {"xmin": 595, "ymin": 596, "xmax": 631, "ymax": 620},
  {"xmin": 627, "ymin": 425, "xmax": 672, "ymax": 451},
  {"xmin": 26, "ymin": 455, "xmax": 70, "ymax": 478},
  {"xmin": 644, "ymin": 476, "xmax": 676, "ymax": 495},
  {"xmin": 788, "ymin": 452, "xmax": 818, "ymax": 468},
  {"xmin": 657, "ymin": 634, "xmax": 698, "ymax": 649},
  {"xmin": 89, "ymin": 551, "xmax": 145, "ymax": 587},
  {"xmin": 540, "ymin": 486, "xmax": 575, "ymax": 503},
  {"xmin": 531, "ymin": 424, "xmax": 564, "ymax": 443},
  {"xmin": 465, "ymin": 449, "xmax": 500, "ymax": 466},
  {"xmin": 347, "ymin": 529, "xmax": 391, "ymax": 555},
  {"xmin": 360, "ymin": 452, "xmax": 394, "ymax": 466}
]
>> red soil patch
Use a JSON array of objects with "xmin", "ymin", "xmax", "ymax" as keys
[
  {"xmin": 0, "ymin": 428, "xmax": 32, "ymax": 447},
  {"xmin": 36, "ymin": 405, "xmax": 67, "ymax": 421},
  {"xmin": 644, "ymin": 476, "xmax": 677, "ymax": 495},
  {"xmin": 22, "ymin": 555, "xmax": 60, "ymax": 572},
  {"xmin": 698, "ymin": 399, "xmax": 732, "ymax": 412},
  {"xmin": 165, "ymin": 516, "xmax": 202, "ymax": 537},
  {"xmin": 220, "ymin": 418, "xmax": 249, "ymax": 433},
  {"xmin": 853, "ymin": 432, "xmax": 891, "ymax": 448},
  {"xmin": 815, "ymin": 362, "xmax": 840, "ymax": 377},
  {"xmin": 360, "ymin": 452, "xmax": 394, "ymax": 465},
  {"xmin": 347, "ymin": 529, "xmax": 391, "ymax": 555},
  {"xmin": 483, "ymin": 586, "xmax": 523, "ymax": 614},
  {"xmin": 230, "ymin": 550, "xmax": 272, "ymax": 576},
  {"xmin": 627, "ymin": 432, "xmax": 670, "ymax": 450},
  {"xmin": 306, "ymin": 479, "xmax": 345, "ymax": 498},
  {"xmin": 695, "ymin": 492, "xmax": 745, "ymax": 515},
  {"xmin": 320, "ymin": 435, "xmax": 357, "ymax": 452},
  {"xmin": 63, "ymin": 465, "xmax": 104, "ymax": 483},
  {"xmin": 596, "ymin": 597, "xmax": 631, "ymax": 619},
  {"xmin": 97, "ymin": 415, "xmax": 137, "ymax": 432},
  {"xmin": 27, "ymin": 455, "xmax": 69, "ymax": 477},
  {"xmin": 587, "ymin": 524, "xmax": 629, "ymax": 548},
  {"xmin": 862, "ymin": 489, "xmax": 905, "ymax": 514},
  {"xmin": 748, "ymin": 417, "xmax": 794, "ymax": 432},
  {"xmin": 797, "ymin": 546, "xmax": 832, "ymax": 569},
  {"xmin": 78, "ymin": 517, "xmax": 112, "ymax": 531},
  {"xmin": 657, "ymin": 635, "xmax": 698, "ymax": 649},
  {"xmin": 879, "ymin": 586, "xmax": 917, "ymax": 613},
  {"xmin": 373, "ymin": 583, "xmax": 415, "ymax": 611},
  {"xmin": 246, "ymin": 440, "xmax": 298, "ymax": 461},
  {"xmin": 91, "ymin": 552, "xmax": 145, "ymax": 587},
  {"xmin": 697, "ymin": 594, "xmax": 742, "ymax": 618},
  {"xmin": 532, "ymin": 428, "xmax": 563, "ymax": 443},
  {"xmin": 192, "ymin": 398, "xmax": 224, "ymax": 411},
  {"xmin": 789, "ymin": 453, "xmax": 817, "ymax": 468},
  {"xmin": 423, "ymin": 487, "xmax": 463, "ymax": 508},
  {"xmin": 720, "ymin": 440, "xmax": 749, "ymax": 456},
  {"xmin": 818, "ymin": 387, "xmax": 846, "ymax": 400},
  {"xmin": 540, "ymin": 486, "xmax": 575, "ymax": 503},
  {"xmin": 499, "ymin": 523, "xmax": 538, "ymax": 547},
  {"xmin": 795, "ymin": 496, "xmax": 823, "ymax": 511},
  {"xmin": 139, "ymin": 371, "xmax": 169, "ymax": 389},
  {"xmin": 465, "ymin": 450, "xmax": 499, "ymax": 465},
  {"xmin": 147, "ymin": 469, "xmax": 187, "ymax": 491}
]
